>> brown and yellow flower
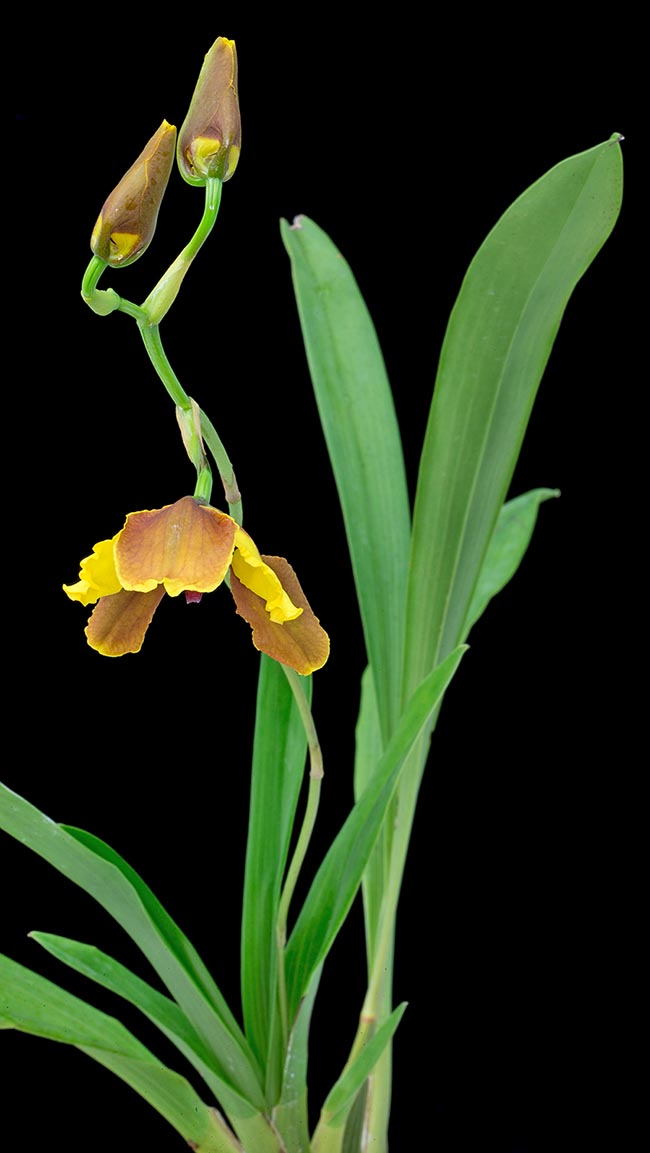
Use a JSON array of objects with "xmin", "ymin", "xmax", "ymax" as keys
[{"xmin": 63, "ymin": 497, "xmax": 329, "ymax": 673}]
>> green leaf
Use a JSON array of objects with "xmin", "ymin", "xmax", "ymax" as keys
[
  {"xmin": 0, "ymin": 953, "xmax": 241, "ymax": 1153},
  {"xmin": 353, "ymin": 666, "xmax": 387, "ymax": 966},
  {"xmin": 281, "ymin": 215, "xmax": 411, "ymax": 743},
  {"xmin": 285, "ymin": 646, "xmax": 466, "ymax": 1019},
  {"xmin": 240, "ymin": 655, "xmax": 311, "ymax": 1099},
  {"xmin": 272, "ymin": 968, "xmax": 322, "ymax": 1153},
  {"xmin": 463, "ymin": 487, "xmax": 560, "ymax": 636},
  {"xmin": 0, "ymin": 784, "xmax": 265, "ymax": 1113},
  {"xmin": 403, "ymin": 135, "xmax": 623, "ymax": 702},
  {"xmin": 30, "ymin": 932, "xmax": 257, "ymax": 1120},
  {"xmin": 318, "ymin": 1003, "xmax": 407, "ymax": 1129}
]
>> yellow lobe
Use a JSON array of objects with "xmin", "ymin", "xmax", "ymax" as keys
[
  {"xmin": 188, "ymin": 135, "xmax": 224, "ymax": 178},
  {"xmin": 232, "ymin": 529, "xmax": 303, "ymax": 623},
  {"xmin": 230, "ymin": 554, "xmax": 330, "ymax": 674},
  {"xmin": 90, "ymin": 213, "xmax": 104, "ymax": 252},
  {"xmin": 109, "ymin": 231, "xmax": 142, "ymax": 262},
  {"xmin": 225, "ymin": 144, "xmax": 240, "ymax": 178},
  {"xmin": 63, "ymin": 537, "xmax": 122, "ymax": 605}
]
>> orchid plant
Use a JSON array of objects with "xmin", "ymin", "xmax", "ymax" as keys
[{"xmin": 0, "ymin": 35, "xmax": 623, "ymax": 1153}]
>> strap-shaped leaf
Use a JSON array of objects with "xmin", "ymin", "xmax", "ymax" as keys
[
  {"xmin": 272, "ymin": 968, "xmax": 322, "ymax": 1153},
  {"xmin": 281, "ymin": 216, "xmax": 411, "ymax": 743},
  {"xmin": 315, "ymin": 1002, "xmax": 407, "ymax": 1135},
  {"xmin": 285, "ymin": 646, "xmax": 466, "ymax": 1019},
  {"xmin": 240, "ymin": 655, "xmax": 311, "ymax": 1099},
  {"xmin": 463, "ymin": 487, "xmax": 559, "ymax": 637},
  {"xmin": 403, "ymin": 135, "xmax": 623, "ymax": 701},
  {"xmin": 0, "ymin": 784, "xmax": 265, "ymax": 1112},
  {"xmin": 0, "ymin": 953, "xmax": 241, "ymax": 1153},
  {"xmin": 30, "ymin": 932, "xmax": 258, "ymax": 1121}
]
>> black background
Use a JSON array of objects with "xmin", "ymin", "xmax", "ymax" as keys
[{"xmin": 5, "ymin": 10, "xmax": 639, "ymax": 1151}]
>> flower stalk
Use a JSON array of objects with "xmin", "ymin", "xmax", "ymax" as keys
[{"xmin": 275, "ymin": 666, "xmax": 325, "ymax": 1047}]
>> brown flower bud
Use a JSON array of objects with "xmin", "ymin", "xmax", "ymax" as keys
[
  {"xmin": 177, "ymin": 37, "xmax": 241, "ymax": 185},
  {"xmin": 90, "ymin": 120, "xmax": 177, "ymax": 267}
]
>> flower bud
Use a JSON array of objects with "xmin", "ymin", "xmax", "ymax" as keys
[
  {"xmin": 91, "ymin": 120, "xmax": 177, "ymax": 267},
  {"xmin": 177, "ymin": 37, "xmax": 241, "ymax": 185}
]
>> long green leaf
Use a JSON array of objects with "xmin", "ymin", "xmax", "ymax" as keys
[
  {"xmin": 272, "ymin": 967, "xmax": 322, "ymax": 1153},
  {"xmin": 354, "ymin": 487, "xmax": 559, "ymax": 979},
  {"xmin": 0, "ymin": 953, "xmax": 241, "ymax": 1153},
  {"xmin": 316, "ymin": 1003, "xmax": 407, "ymax": 1132},
  {"xmin": 0, "ymin": 784, "xmax": 265, "ymax": 1113},
  {"xmin": 403, "ymin": 135, "xmax": 623, "ymax": 701},
  {"xmin": 30, "ymin": 931, "xmax": 257, "ymax": 1120},
  {"xmin": 240, "ymin": 656, "xmax": 311, "ymax": 1100},
  {"xmin": 281, "ymin": 216, "xmax": 411, "ymax": 744},
  {"xmin": 463, "ymin": 487, "xmax": 559, "ymax": 637},
  {"xmin": 285, "ymin": 646, "xmax": 466, "ymax": 1019},
  {"xmin": 353, "ymin": 666, "xmax": 386, "ymax": 968}
]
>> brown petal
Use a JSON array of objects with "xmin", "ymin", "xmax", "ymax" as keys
[
  {"xmin": 85, "ymin": 587, "xmax": 166, "ymax": 656},
  {"xmin": 230, "ymin": 556, "xmax": 329, "ymax": 675}
]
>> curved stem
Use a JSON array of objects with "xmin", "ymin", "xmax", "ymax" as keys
[
  {"xmin": 275, "ymin": 668, "xmax": 324, "ymax": 1046},
  {"xmin": 81, "ymin": 255, "xmax": 147, "ymax": 320},
  {"xmin": 200, "ymin": 408, "xmax": 242, "ymax": 522},
  {"xmin": 81, "ymin": 255, "xmax": 107, "ymax": 299},
  {"xmin": 141, "ymin": 177, "xmax": 223, "ymax": 324},
  {"xmin": 82, "ymin": 180, "xmax": 237, "ymax": 511},
  {"xmin": 138, "ymin": 323, "xmax": 192, "ymax": 409}
]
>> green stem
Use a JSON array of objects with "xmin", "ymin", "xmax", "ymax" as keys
[
  {"xmin": 81, "ymin": 179, "xmax": 237, "ymax": 511},
  {"xmin": 344, "ymin": 735, "xmax": 429, "ymax": 1150},
  {"xmin": 136, "ymin": 323, "xmax": 241, "ymax": 517},
  {"xmin": 81, "ymin": 254, "xmax": 147, "ymax": 320},
  {"xmin": 275, "ymin": 668, "xmax": 324, "ymax": 1048},
  {"xmin": 142, "ymin": 177, "xmax": 223, "ymax": 324},
  {"xmin": 200, "ymin": 408, "xmax": 243, "ymax": 522},
  {"xmin": 81, "ymin": 255, "xmax": 107, "ymax": 299},
  {"xmin": 138, "ymin": 322, "xmax": 192, "ymax": 409}
]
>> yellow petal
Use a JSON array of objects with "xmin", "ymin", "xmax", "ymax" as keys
[
  {"xmin": 232, "ymin": 529, "xmax": 303, "ymax": 623},
  {"xmin": 85, "ymin": 587, "xmax": 166, "ymax": 656},
  {"xmin": 63, "ymin": 537, "xmax": 122, "ymax": 606},
  {"xmin": 230, "ymin": 555, "xmax": 329, "ymax": 675},
  {"xmin": 114, "ymin": 496, "xmax": 237, "ymax": 596}
]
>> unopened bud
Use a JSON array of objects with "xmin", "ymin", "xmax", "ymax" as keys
[
  {"xmin": 91, "ymin": 120, "xmax": 177, "ymax": 267},
  {"xmin": 177, "ymin": 37, "xmax": 241, "ymax": 185}
]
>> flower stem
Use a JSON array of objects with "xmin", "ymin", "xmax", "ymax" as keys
[
  {"xmin": 275, "ymin": 668, "xmax": 324, "ymax": 1047},
  {"xmin": 138, "ymin": 322, "xmax": 192, "ymax": 409},
  {"xmin": 80, "ymin": 255, "xmax": 147, "ymax": 320},
  {"xmin": 141, "ymin": 177, "xmax": 223, "ymax": 324},
  {"xmin": 200, "ymin": 408, "xmax": 242, "ymax": 522},
  {"xmin": 81, "ymin": 179, "xmax": 238, "ymax": 513}
]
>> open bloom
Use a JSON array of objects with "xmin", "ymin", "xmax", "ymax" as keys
[{"xmin": 63, "ymin": 497, "xmax": 329, "ymax": 673}]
